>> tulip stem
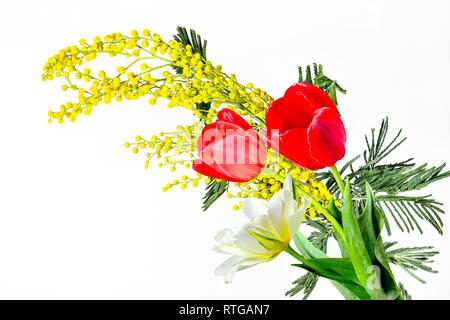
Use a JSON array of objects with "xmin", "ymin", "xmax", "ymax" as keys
[
  {"xmin": 285, "ymin": 245, "xmax": 306, "ymax": 263},
  {"xmin": 267, "ymin": 170, "xmax": 346, "ymax": 241},
  {"xmin": 330, "ymin": 165, "xmax": 345, "ymax": 195},
  {"xmin": 296, "ymin": 187, "xmax": 345, "ymax": 241}
]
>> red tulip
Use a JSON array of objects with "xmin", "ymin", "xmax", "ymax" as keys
[
  {"xmin": 193, "ymin": 109, "xmax": 267, "ymax": 182},
  {"xmin": 262, "ymin": 83, "xmax": 346, "ymax": 170}
]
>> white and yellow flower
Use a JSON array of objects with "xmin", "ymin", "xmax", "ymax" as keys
[{"xmin": 214, "ymin": 174, "xmax": 311, "ymax": 283}]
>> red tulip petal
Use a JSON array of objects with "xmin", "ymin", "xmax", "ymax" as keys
[
  {"xmin": 217, "ymin": 108, "xmax": 252, "ymax": 130},
  {"xmin": 307, "ymin": 107, "xmax": 346, "ymax": 167},
  {"xmin": 197, "ymin": 122, "xmax": 218, "ymax": 151},
  {"xmin": 194, "ymin": 108, "xmax": 266, "ymax": 183},
  {"xmin": 265, "ymin": 128, "xmax": 323, "ymax": 171},
  {"xmin": 216, "ymin": 120, "xmax": 247, "ymax": 137},
  {"xmin": 198, "ymin": 120, "xmax": 246, "ymax": 152},
  {"xmin": 265, "ymin": 94, "xmax": 317, "ymax": 132},
  {"xmin": 215, "ymin": 134, "xmax": 266, "ymax": 181},
  {"xmin": 286, "ymin": 82, "xmax": 336, "ymax": 111},
  {"xmin": 280, "ymin": 129, "xmax": 324, "ymax": 170}
]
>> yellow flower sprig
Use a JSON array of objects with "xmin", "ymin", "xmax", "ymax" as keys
[
  {"xmin": 42, "ymin": 29, "xmax": 272, "ymax": 124},
  {"xmin": 43, "ymin": 28, "xmax": 335, "ymax": 222}
]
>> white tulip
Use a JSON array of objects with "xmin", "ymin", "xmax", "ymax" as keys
[{"xmin": 214, "ymin": 174, "xmax": 311, "ymax": 283}]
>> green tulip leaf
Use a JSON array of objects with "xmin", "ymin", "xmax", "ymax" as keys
[
  {"xmin": 292, "ymin": 265, "xmax": 352, "ymax": 286},
  {"xmin": 358, "ymin": 183, "xmax": 401, "ymax": 300},
  {"xmin": 341, "ymin": 178, "xmax": 385, "ymax": 300},
  {"xmin": 335, "ymin": 282, "xmax": 372, "ymax": 300},
  {"xmin": 327, "ymin": 196, "xmax": 342, "ymax": 224},
  {"xmin": 305, "ymin": 258, "xmax": 360, "ymax": 284},
  {"xmin": 293, "ymin": 231, "xmax": 370, "ymax": 299},
  {"xmin": 327, "ymin": 198, "xmax": 348, "ymax": 257},
  {"xmin": 294, "ymin": 257, "xmax": 365, "ymax": 289},
  {"xmin": 293, "ymin": 231, "xmax": 327, "ymax": 259}
]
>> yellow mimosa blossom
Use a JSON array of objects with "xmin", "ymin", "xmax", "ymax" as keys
[{"xmin": 42, "ymin": 28, "xmax": 334, "ymax": 221}]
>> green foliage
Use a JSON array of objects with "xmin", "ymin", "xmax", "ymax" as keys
[
  {"xmin": 290, "ymin": 219, "xmax": 373, "ymax": 300},
  {"xmin": 305, "ymin": 217, "xmax": 331, "ymax": 252},
  {"xmin": 298, "ymin": 63, "xmax": 346, "ymax": 110},
  {"xmin": 286, "ymin": 218, "xmax": 331, "ymax": 299},
  {"xmin": 293, "ymin": 257, "xmax": 361, "ymax": 285},
  {"xmin": 173, "ymin": 26, "xmax": 207, "ymax": 61},
  {"xmin": 328, "ymin": 198, "xmax": 348, "ymax": 257},
  {"xmin": 201, "ymin": 178, "xmax": 229, "ymax": 211},
  {"xmin": 292, "ymin": 230, "xmax": 369, "ymax": 297},
  {"xmin": 316, "ymin": 117, "xmax": 449, "ymax": 234},
  {"xmin": 399, "ymin": 282, "xmax": 412, "ymax": 300},
  {"xmin": 173, "ymin": 26, "xmax": 210, "ymax": 116},
  {"xmin": 359, "ymin": 184, "xmax": 401, "ymax": 299},
  {"xmin": 385, "ymin": 241, "xmax": 438, "ymax": 283},
  {"xmin": 341, "ymin": 179, "xmax": 386, "ymax": 299},
  {"xmin": 285, "ymin": 272, "xmax": 319, "ymax": 299},
  {"xmin": 291, "ymin": 229, "xmax": 372, "ymax": 300},
  {"xmin": 293, "ymin": 182, "xmax": 402, "ymax": 300}
]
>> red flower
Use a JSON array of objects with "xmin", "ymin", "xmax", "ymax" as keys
[
  {"xmin": 193, "ymin": 109, "xmax": 267, "ymax": 182},
  {"xmin": 262, "ymin": 83, "xmax": 346, "ymax": 170}
]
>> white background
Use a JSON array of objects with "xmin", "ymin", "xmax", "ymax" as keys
[{"xmin": 1, "ymin": 0, "xmax": 449, "ymax": 299}]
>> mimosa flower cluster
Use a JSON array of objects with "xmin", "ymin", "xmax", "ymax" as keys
[
  {"xmin": 42, "ymin": 29, "xmax": 271, "ymax": 125},
  {"xmin": 42, "ymin": 29, "xmax": 333, "ymax": 216}
]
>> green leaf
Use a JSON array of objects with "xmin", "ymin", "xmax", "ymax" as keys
[
  {"xmin": 201, "ymin": 178, "xmax": 228, "ymax": 211},
  {"xmin": 385, "ymin": 242, "xmax": 438, "ymax": 283},
  {"xmin": 334, "ymin": 282, "xmax": 371, "ymax": 300},
  {"xmin": 173, "ymin": 26, "xmax": 207, "ymax": 59},
  {"xmin": 341, "ymin": 178, "xmax": 384, "ymax": 299},
  {"xmin": 297, "ymin": 63, "xmax": 346, "ymax": 109},
  {"xmin": 358, "ymin": 183, "xmax": 383, "ymax": 261},
  {"xmin": 399, "ymin": 282, "xmax": 412, "ymax": 300},
  {"xmin": 327, "ymin": 196, "xmax": 342, "ymax": 224},
  {"xmin": 293, "ymin": 260, "xmax": 358, "ymax": 285},
  {"xmin": 287, "ymin": 220, "xmax": 332, "ymax": 299},
  {"xmin": 358, "ymin": 183, "xmax": 401, "ymax": 300},
  {"xmin": 327, "ymin": 199, "xmax": 348, "ymax": 257},
  {"xmin": 285, "ymin": 272, "xmax": 319, "ymax": 299},
  {"xmin": 375, "ymin": 235, "xmax": 400, "ymax": 300},
  {"xmin": 303, "ymin": 258, "xmax": 360, "ymax": 284},
  {"xmin": 293, "ymin": 231, "xmax": 369, "ymax": 300},
  {"xmin": 293, "ymin": 231, "xmax": 327, "ymax": 259}
]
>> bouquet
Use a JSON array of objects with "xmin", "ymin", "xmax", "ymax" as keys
[{"xmin": 41, "ymin": 26, "xmax": 449, "ymax": 300}]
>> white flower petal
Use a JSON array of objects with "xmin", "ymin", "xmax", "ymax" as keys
[
  {"xmin": 235, "ymin": 229, "xmax": 267, "ymax": 253},
  {"xmin": 283, "ymin": 173, "xmax": 293, "ymax": 192},
  {"xmin": 234, "ymin": 258, "xmax": 266, "ymax": 272},
  {"xmin": 288, "ymin": 196, "xmax": 312, "ymax": 238},
  {"xmin": 215, "ymin": 228, "xmax": 236, "ymax": 245},
  {"xmin": 279, "ymin": 189, "xmax": 297, "ymax": 217},
  {"xmin": 267, "ymin": 194, "xmax": 285, "ymax": 236},
  {"xmin": 243, "ymin": 198, "xmax": 267, "ymax": 219},
  {"xmin": 213, "ymin": 244, "xmax": 249, "ymax": 256},
  {"xmin": 215, "ymin": 255, "xmax": 266, "ymax": 283},
  {"xmin": 224, "ymin": 265, "xmax": 239, "ymax": 283},
  {"xmin": 250, "ymin": 215, "xmax": 275, "ymax": 235},
  {"xmin": 215, "ymin": 255, "xmax": 243, "ymax": 276}
]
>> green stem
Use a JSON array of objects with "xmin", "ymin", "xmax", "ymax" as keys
[
  {"xmin": 285, "ymin": 245, "xmax": 306, "ymax": 263},
  {"xmin": 330, "ymin": 165, "xmax": 345, "ymax": 195},
  {"xmin": 266, "ymin": 170, "xmax": 345, "ymax": 241}
]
